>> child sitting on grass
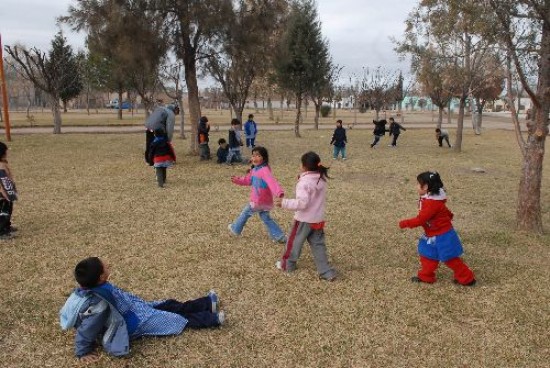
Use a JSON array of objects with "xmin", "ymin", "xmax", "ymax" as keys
[
  {"xmin": 217, "ymin": 138, "xmax": 229, "ymax": 164},
  {"xmin": 399, "ymin": 171, "xmax": 476, "ymax": 286},
  {"xmin": 60, "ymin": 257, "xmax": 224, "ymax": 363}
]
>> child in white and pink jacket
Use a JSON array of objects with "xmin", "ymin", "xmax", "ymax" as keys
[
  {"xmin": 228, "ymin": 146, "xmax": 287, "ymax": 243},
  {"xmin": 274, "ymin": 151, "xmax": 337, "ymax": 281}
]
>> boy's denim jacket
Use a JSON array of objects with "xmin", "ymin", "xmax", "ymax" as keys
[{"xmin": 60, "ymin": 288, "xmax": 130, "ymax": 358}]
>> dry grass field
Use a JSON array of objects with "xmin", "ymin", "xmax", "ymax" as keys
[{"xmin": 0, "ymin": 128, "xmax": 548, "ymax": 367}]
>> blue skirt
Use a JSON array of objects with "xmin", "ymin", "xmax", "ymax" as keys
[{"xmin": 417, "ymin": 228, "xmax": 464, "ymax": 262}]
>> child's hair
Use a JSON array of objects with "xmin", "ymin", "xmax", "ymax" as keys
[
  {"xmin": 200, "ymin": 116, "xmax": 209, "ymax": 124},
  {"xmin": 435, "ymin": 128, "xmax": 441, "ymax": 133},
  {"xmin": 301, "ymin": 151, "xmax": 329, "ymax": 182},
  {"xmin": 336, "ymin": 119, "xmax": 342, "ymax": 125},
  {"xmin": 389, "ymin": 117, "xmax": 395, "ymax": 122},
  {"xmin": 231, "ymin": 118, "xmax": 240, "ymax": 126},
  {"xmin": 74, "ymin": 257, "xmax": 103, "ymax": 288},
  {"xmin": 248, "ymin": 114, "xmax": 254, "ymax": 119},
  {"xmin": 417, "ymin": 171, "xmax": 444, "ymax": 195},
  {"xmin": 252, "ymin": 146, "xmax": 269, "ymax": 165},
  {"xmin": 218, "ymin": 138, "xmax": 227, "ymax": 145},
  {"xmin": 0, "ymin": 142, "xmax": 7, "ymax": 159}
]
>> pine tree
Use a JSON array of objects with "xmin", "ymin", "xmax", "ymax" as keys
[{"xmin": 49, "ymin": 32, "xmax": 83, "ymax": 113}]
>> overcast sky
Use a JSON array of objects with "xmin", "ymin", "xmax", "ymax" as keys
[{"xmin": 1, "ymin": 0, "xmax": 419, "ymax": 83}]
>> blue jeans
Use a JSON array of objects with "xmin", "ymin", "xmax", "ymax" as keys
[
  {"xmin": 333, "ymin": 145, "xmax": 346, "ymax": 159},
  {"xmin": 230, "ymin": 203, "xmax": 285, "ymax": 241}
]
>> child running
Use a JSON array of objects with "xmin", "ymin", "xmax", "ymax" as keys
[
  {"xmin": 275, "ymin": 151, "xmax": 337, "ymax": 281},
  {"xmin": 388, "ymin": 117, "xmax": 407, "ymax": 147},
  {"xmin": 228, "ymin": 146, "xmax": 287, "ymax": 243},
  {"xmin": 60, "ymin": 257, "xmax": 224, "ymax": 362},
  {"xmin": 147, "ymin": 128, "xmax": 176, "ymax": 188},
  {"xmin": 399, "ymin": 171, "xmax": 476, "ymax": 286}
]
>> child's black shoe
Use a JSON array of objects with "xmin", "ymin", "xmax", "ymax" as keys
[
  {"xmin": 410, "ymin": 276, "xmax": 429, "ymax": 284},
  {"xmin": 453, "ymin": 279, "xmax": 477, "ymax": 287}
]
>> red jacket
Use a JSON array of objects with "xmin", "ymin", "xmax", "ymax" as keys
[{"xmin": 399, "ymin": 191, "xmax": 454, "ymax": 236}]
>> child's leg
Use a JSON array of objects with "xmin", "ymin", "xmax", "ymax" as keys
[
  {"xmin": 162, "ymin": 167, "xmax": 167, "ymax": 183},
  {"xmin": 392, "ymin": 134, "xmax": 399, "ymax": 146},
  {"xmin": 444, "ymin": 257, "xmax": 475, "ymax": 285},
  {"xmin": 226, "ymin": 149, "xmax": 235, "ymax": 164},
  {"xmin": 445, "ymin": 136, "xmax": 451, "ymax": 147},
  {"xmin": 155, "ymin": 297, "xmax": 212, "ymax": 314},
  {"xmin": 155, "ymin": 167, "xmax": 165, "ymax": 187},
  {"xmin": 371, "ymin": 135, "xmax": 380, "ymax": 147},
  {"xmin": 307, "ymin": 229, "xmax": 336, "ymax": 280},
  {"xmin": 417, "ymin": 256, "xmax": 440, "ymax": 283},
  {"xmin": 279, "ymin": 221, "xmax": 308, "ymax": 272},
  {"xmin": 341, "ymin": 146, "xmax": 346, "ymax": 159},
  {"xmin": 438, "ymin": 136, "xmax": 443, "ymax": 147},
  {"xmin": 258, "ymin": 210, "xmax": 286, "ymax": 242},
  {"xmin": 332, "ymin": 145, "xmax": 338, "ymax": 159},
  {"xmin": 0, "ymin": 200, "xmax": 10, "ymax": 235},
  {"xmin": 230, "ymin": 204, "xmax": 254, "ymax": 234},
  {"xmin": 251, "ymin": 137, "xmax": 255, "ymax": 148}
]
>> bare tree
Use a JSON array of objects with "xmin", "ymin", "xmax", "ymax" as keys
[{"xmin": 359, "ymin": 67, "xmax": 397, "ymax": 120}]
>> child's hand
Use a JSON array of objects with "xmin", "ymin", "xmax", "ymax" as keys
[
  {"xmin": 79, "ymin": 353, "xmax": 100, "ymax": 364},
  {"xmin": 231, "ymin": 176, "xmax": 239, "ymax": 184},
  {"xmin": 274, "ymin": 197, "xmax": 283, "ymax": 207},
  {"xmin": 398, "ymin": 220, "xmax": 407, "ymax": 229}
]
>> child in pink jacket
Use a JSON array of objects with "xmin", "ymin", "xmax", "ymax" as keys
[
  {"xmin": 228, "ymin": 146, "xmax": 287, "ymax": 243},
  {"xmin": 275, "ymin": 151, "xmax": 337, "ymax": 281}
]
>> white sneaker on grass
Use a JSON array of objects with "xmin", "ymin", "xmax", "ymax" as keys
[
  {"xmin": 207, "ymin": 290, "xmax": 219, "ymax": 313},
  {"xmin": 228, "ymin": 224, "xmax": 239, "ymax": 236},
  {"xmin": 217, "ymin": 311, "xmax": 225, "ymax": 326}
]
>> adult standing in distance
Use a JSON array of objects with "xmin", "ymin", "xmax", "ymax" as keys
[{"xmin": 144, "ymin": 104, "xmax": 180, "ymax": 163}]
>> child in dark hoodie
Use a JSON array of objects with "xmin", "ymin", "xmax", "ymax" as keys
[{"xmin": 330, "ymin": 119, "xmax": 348, "ymax": 160}]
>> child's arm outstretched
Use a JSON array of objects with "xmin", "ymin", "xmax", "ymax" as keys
[
  {"xmin": 278, "ymin": 181, "xmax": 310, "ymax": 210},
  {"xmin": 231, "ymin": 172, "xmax": 252, "ymax": 186},
  {"xmin": 399, "ymin": 200, "xmax": 443, "ymax": 229}
]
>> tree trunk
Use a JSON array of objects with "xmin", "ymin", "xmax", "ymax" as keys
[
  {"xmin": 313, "ymin": 102, "xmax": 320, "ymax": 130},
  {"xmin": 267, "ymin": 96, "xmax": 274, "ymax": 120},
  {"xmin": 454, "ymin": 97, "xmax": 466, "ymax": 152},
  {"xmin": 517, "ymin": 136, "xmax": 545, "ymax": 232},
  {"xmin": 183, "ymin": 54, "xmax": 201, "ymax": 154},
  {"xmin": 375, "ymin": 109, "xmax": 380, "ymax": 120},
  {"xmin": 437, "ymin": 106, "xmax": 443, "ymax": 129},
  {"xmin": 63, "ymin": 100, "xmax": 68, "ymax": 113},
  {"xmin": 117, "ymin": 90, "xmax": 123, "ymax": 120},
  {"xmin": 294, "ymin": 94, "xmax": 302, "ymax": 137},
  {"xmin": 179, "ymin": 98, "xmax": 186, "ymax": 139},
  {"xmin": 86, "ymin": 85, "xmax": 90, "ymax": 116},
  {"xmin": 233, "ymin": 104, "xmax": 243, "ymax": 124},
  {"xmin": 51, "ymin": 97, "xmax": 62, "ymax": 134},
  {"xmin": 447, "ymin": 100, "xmax": 452, "ymax": 125}
]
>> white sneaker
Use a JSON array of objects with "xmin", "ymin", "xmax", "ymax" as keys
[
  {"xmin": 207, "ymin": 290, "xmax": 219, "ymax": 313},
  {"xmin": 275, "ymin": 260, "xmax": 283, "ymax": 270},
  {"xmin": 217, "ymin": 311, "xmax": 225, "ymax": 325},
  {"xmin": 342, "ymin": 157, "xmax": 347, "ymax": 160},
  {"xmin": 228, "ymin": 224, "xmax": 239, "ymax": 236}
]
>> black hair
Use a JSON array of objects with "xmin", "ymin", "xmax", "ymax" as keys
[
  {"xmin": 200, "ymin": 116, "xmax": 209, "ymax": 123},
  {"xmin": 435, "ymin": 128, "xmax": 441, "ymax": 133},
  {"xmin": 389, "ymin": 117, "xmax": 395, "ymax": 122},
  {"xmin": 0, "ymin": 142, "xmax": 7, "ymax": 160},
  {"xmin": 417, "ymin": 171, "xmax": 444, "ymax": 196},
  {"xmin": 301, "ymin": 151, "xmax": 329, "ymax": 182},
  {"xmin": 248, "ymin": 114, "xmax": 254, "ymax": 119},
  {"xmin": 252, "ymin": 146, "xmax": 269, "ymax": 165},
  {"xmin": 218, "ymin": 138, "xmax": 227, "ymax": 145},
  {"xmin": 231, "ymin": 118, "xmax": 240, "ymax": 126},
  {"xmin": 74, "ymin": 257, "xmax": 103, "ymax": 288},
  {"xmin": 336, "ymin": 119, "xmax": 342, "ymax": 124}
]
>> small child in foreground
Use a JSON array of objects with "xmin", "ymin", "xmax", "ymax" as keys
[
  {"xmin": 399, "ymin": 171, "xmax": 476, "ymax": 286},
  {"xmin": 60, "ymin": 257, "xmax": 224, "ymax": 362},
  {"xmin": 275, "ymin": 151, "xmax": 336, "ymax": 281},
  {"xmin": 0, "ymin": 142, "xmax": 17, "ymax": 239}
]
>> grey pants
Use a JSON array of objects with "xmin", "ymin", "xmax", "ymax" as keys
[
  {"xmin": 226, "ymin": 148, "xmax": 242, "ymax": 164},
  {"xmin": 279, "ymin": 221, "xmax": 335, "ymax": 280},
  {"xmin": 199, "ymin": 143, "xmax": 211, "ymax": 160}
]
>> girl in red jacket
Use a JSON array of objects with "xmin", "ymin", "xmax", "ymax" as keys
[{"xmin": 399, "ymin": 171, "xmax": 476, "ymax": 286}]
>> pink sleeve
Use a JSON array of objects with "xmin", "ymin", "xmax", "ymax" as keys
[
  {"xmin": 263, "ymin": 170, "xmax": 284, "ymax": 198},
  {"xmin": 282, "ymin": 181, "xmax": 310, "ymax": 211},
  {"xmin": 232, "ymin": 172, "xmax": 252, "ymax": 186}
]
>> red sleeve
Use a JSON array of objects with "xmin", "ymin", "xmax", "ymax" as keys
[{"xmin": 399, "ymin": 200, "xmax": 442, "ymax": 229}]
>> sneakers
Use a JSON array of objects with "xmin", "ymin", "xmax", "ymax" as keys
[
  {"xmin": 275, "ymin": 260, "xmax": 283, "ymax": 270},
  {"xmin": 273, "ymin": 236, "xmax": 287, "ymax": 244},
  {"xmin": 321, "ymin": 273, "xmax": 337, "ymax": 282},
  {"xmin": 410, "ymin": 276, "xmax": 431, "ymax": 283},
  {"xmin": 216, "ymin": 311, "xmax": 225, "ymax": 326},
  {"xmin": 227, "ymin": 224, "xmax": 240, "ymax": 236},
  {"xmin": 453, "ymin": 279, "xmax": 477, "ymax": 286},
  {"xmin": 207, "ymin": 290, "xmax": 219, "ymax": 313},
  {"xmin": 342, "ymin": 157, "xmax": 347, "ymax": 161}
]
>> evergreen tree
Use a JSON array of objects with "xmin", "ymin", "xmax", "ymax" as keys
[
  {"xmin": 49, "ymin": 32, "xmax": 83, "ymax": 113},
  {"xmin": 274, "ymin": 0, "xmax": 331, "ymax": 137}
]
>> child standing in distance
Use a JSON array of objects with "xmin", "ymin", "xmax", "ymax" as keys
[
  {"xmin": 198, "ymin": 116, "xmax": 211, "ymax": 160},
  {"xmin": 388, "ymin": 117, "xmax": 407, "ymax": 147},
  {"xmin": 60, "ymin": 257, "xmax": 224, "ymax": 363},
  {"xmin": 244, "ymin": 114, "xmax": 258, "ymax": 149},
  {"xmin": 330, "ymin": 119, "xmax": 347, "ymax": 160},
  {"xmin": 148, "ymin": 129, "xmax": 176, "ymax": 188},
  {"xmin": 370, "ymin": 119, "xmax": 388, "ymax": 148},
  {"xmin": 435, "ymin": 128, "xmax": 452, "ymax": 148},
  {"xmin": 275, "ymin": 152, "xmax": 336, "ymax": 281},
  {"xmin": 228, "ymin": 146, "xmax": 287, "ymax": 243},
  {"xmin": 227, "ymin": 118, "xmax": 244, "ymax": 164},
  {"xmin": 0, "ymin": 142, "xmax": 17, "ymax": 239},
  {"xmin": 399, "ymin": 171, "xmax": 476, "ymax": 286}
]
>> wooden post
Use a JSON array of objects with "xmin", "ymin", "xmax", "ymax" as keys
[{"xmin": 0, "ymin": 34, "xmax": 12, "ymax": 141}]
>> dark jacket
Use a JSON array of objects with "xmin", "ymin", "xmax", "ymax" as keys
[
  {"xmin": 389, "ymin": 121, "xmax": 406, "ymax": 136},
  {"xmin": 198, "ymin": 121, "xmax": 210, "ymax": 144},
  {"xmin": 373, "ymin": 120, "xmax": 388, "ymax": 136},
  {"xmin": 217, "ymin": 146, "xmax": 229, "ymax": 163},
  {"xmin": 228, "ymin": 129, "xmax": 242, "ymax": 148},
  {"xmin": 330, "ymin": 127, "xmax": 347, "ymax": 147},
  {"xmin": 148, "ymin": 136, "xmax": 176, "ymax": 165}
]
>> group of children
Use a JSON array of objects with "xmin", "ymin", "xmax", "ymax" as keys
[{"xmin": 59, "ymin": 114, "xmax": 471, "ymax": 361}]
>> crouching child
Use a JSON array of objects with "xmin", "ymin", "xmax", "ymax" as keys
[{"xmin": 60, "ymin": 257, "xmax": 224, "ymax": 362}]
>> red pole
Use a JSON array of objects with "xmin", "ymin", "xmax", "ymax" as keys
[{"xmin": 0, "ymin": 34, "xmax": 12, "ymax": 142}]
